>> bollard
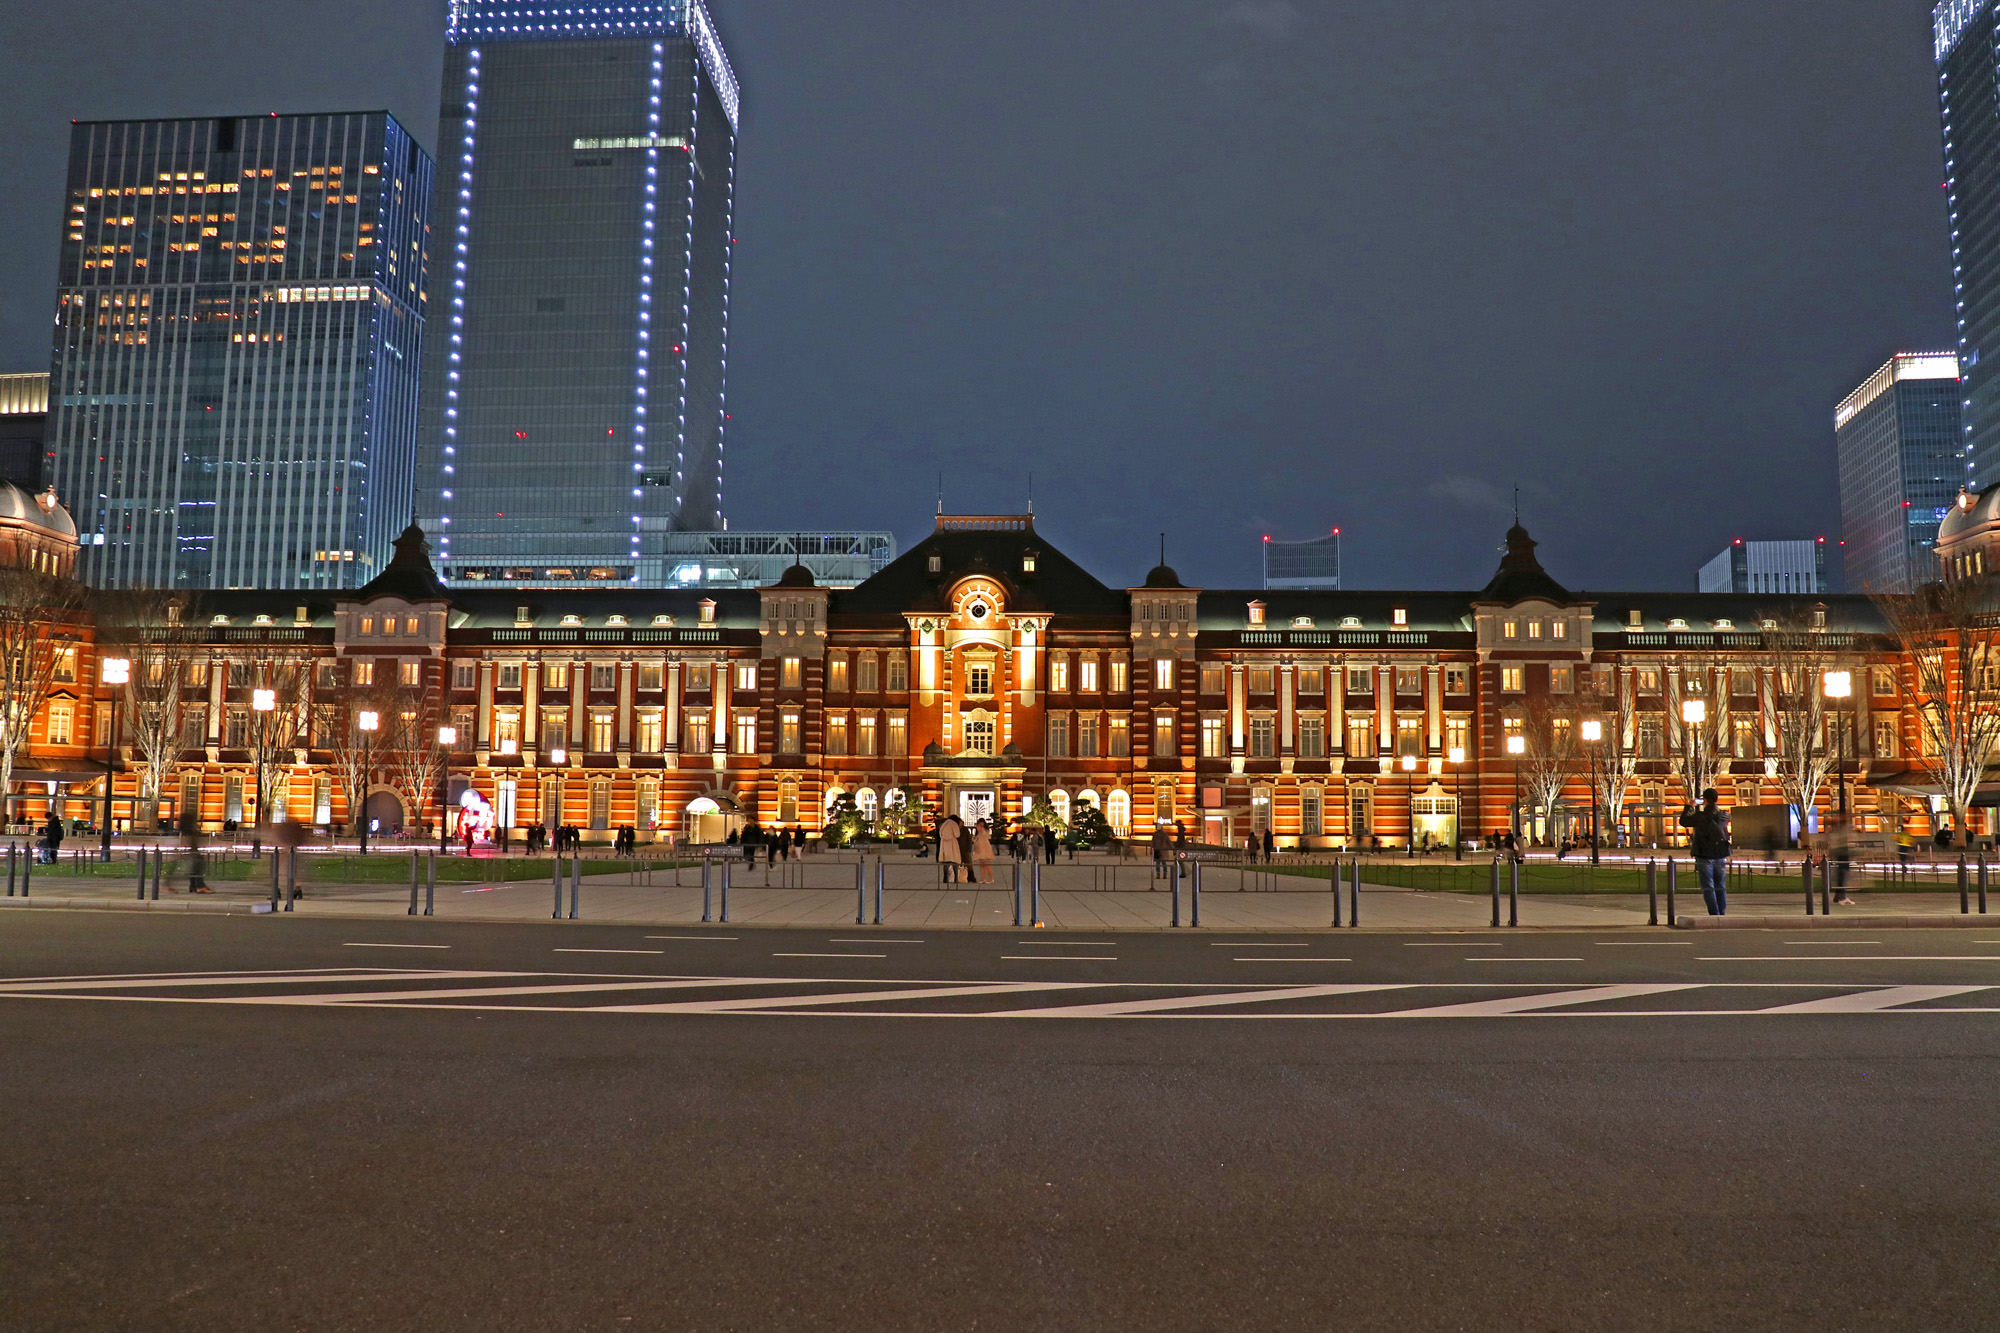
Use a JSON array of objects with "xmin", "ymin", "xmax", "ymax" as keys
[
  {"xmin": 273, "ymin": 849, "xmax": 282, "ymax": 911},
  {"xmin": 569, "ymin": 854, "xmax": 581, "ymax": 920},
  {"xmin": 7, "ymin": 842, "xmax": 15, "ymax": 897},
  {"xmin": 1647, "ymin": 859, "xmax": 1658, "ymax": 927},
  {"xmin": 721, "ymin": 857, "xmax": 731, "ymax": 923},
  {"xmin": 1191, "ymin": 858, "xmax": 1202, "ymax": 927},
  {"xmin": 1330, "ymin": 858, "xmax": 1343, "ymax": 928},
  {"xmin": 1508, "ymin": 855, "xmax": 1520, "ymax": 928},
  {"xmin": 1981, "ymin": 854, "xmax": 1990, "ymax": 916},
  {"xmin": 1490, "ymin": 857, "xmax": 1501, "ymax": 928},
  {"xmin": 856, "ymin": 859, "xmax": 867, "ymax": 926},
  {"xmin": 1664, "ymin": 858, "xmax": 1675, "ymax": 925},
  {"xmin": 409, "ymin": 851, "xmax": 420, "ymax": 915},
  {"xmin": 134, "ymin": 844, "xmax": 145, "ymax": 901},
  {"xmin": 1012, "ymin": 859, "xmax": 1023, "ymax": 927},
  {"xmin": 1803, "ymin": 855, "xmax": 1814, "ymax": 915},
  {"xmin": 1031, "ymin": 858, "xmax": 1043, "ymax": 928},
  {"xmin": 286, "ymin": 846, "xmax": 298, "ymax": 910},
  {"xmin": 1960, "ymin": 854, "xmax": 1970, "ymax": 914},
  {"xmin": 702, "ymin": 856, "xmax": 713, "ymax": 923},
  {"xmin": 1820, "ymin": 855, "xmax": 1831, "ymax": 916},
  {"xmin": 873, "ymin": 857, "xmax": 884, "ymax": 926},
  {"xmin": 21, "ymin": 845, "xmax": 30, "ymax": 897},
  {"xmin": 1350, "ymin": 856, "xmax": 1361, "ymax": 928},
  {"xmin": 554, "ymin": 853, "xmax": 565, "ymax": 919},
  {"xmin": 1170, "ymin": 858, "xmax": 1181, "ymax": 927},
  {"xmin": 425, "ymin": 850, "xmax": 436, "ymax": 916}
]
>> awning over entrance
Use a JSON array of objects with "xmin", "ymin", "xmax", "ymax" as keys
[
  {"xmin": 7, "ymin": 760, "xmax": 107, "ymax": 785},
  {"xmin": 1863, "ymin": 767, "xmax": 2000, "ymax": 806}
]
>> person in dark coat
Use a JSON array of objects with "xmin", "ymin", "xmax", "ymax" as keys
[
  {"xmin": 1262, "ymin": 828, "xmax": 1275, "ymax": 861},
  {"xmin": 1679, "ymin": 788, "xmax": 1732, "ymax": 916}
]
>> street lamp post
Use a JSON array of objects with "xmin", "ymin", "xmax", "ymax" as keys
[
  {"xmin": 251, "ymin": 687, "xmax": 275, "ymax": 858},
  {"xmin": 99, "ymin": 658, "xmax": 128, "ymax": 858},
  {"xmin": 437, "ymin": 725, "xmax": 457, "ymax": 854},
  {"xmin": 1681, "ymin": 698, "xmax": 1706, "ymax": 850},
  {"xmin": 1448, "ymin": 744, "xmax": 1466, "ymax": 860},
  {"xmin": 1823, "ymin": 669, "xmax": 1852, "ymax": 827},
  {"xmin": 1401, "ymin": 752, "xmax": 1418, "ymax": 855},
  {"xmin": 357, "ymin": 710, "xmax": 379, "ymax": 854},
  {"xmin": 1580, "ymin": 718, "xmax": 1602, "ymax": 865},
  {"xmin": 1506, "ymin": 733, "xmax": 1526, "ymax": 846}
]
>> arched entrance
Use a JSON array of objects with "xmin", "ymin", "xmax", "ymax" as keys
[
  {"xmin": 363, "ymin": 788, "xmax": 406, "ymax": 836},
  {"xmin": 683, "ymin": 793, "xmax": 744, "ymax": 845}
]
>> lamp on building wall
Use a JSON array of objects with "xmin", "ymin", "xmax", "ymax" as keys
[
  {"xmin": 1823, "ymin": 669, "xmax": 1852, "ymax": 824},
  {"xmin": 1506, "ymin": 733, "xmax": 1526, "ymax": 843},
  {"xmin": 357, "ymin": 709, "xmax": 379, "ymax": 854},
  {"xmin": 1447, "ymin": 744, "xmax": 1466, "ymax": 861},
  {"xmin": 438, "ymin": 725, "xmax": 457, "ymax": 854},
  {"xmin": 99, "ymin": 657, "xmax": 129, "ymax": 856},
  {"xmin": 1580, "ymin": 717, "xmax": 1603, "ymax": 865}
]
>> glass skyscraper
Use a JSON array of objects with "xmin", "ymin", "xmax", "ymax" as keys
[
  {"xmin": 1938, "ymin": 2, "xmax": 2000, "ymax": 485},
  {"xmin": 47, "ymin": 112, "xmax": 432, "ymax": 589},
  {"xmin": 1836, "ymin": 351, "xmax": 1964, "ymax": 591},
  {"xmin": 422, "ymin": 0, "xmax": 738, "ymax": 588}
]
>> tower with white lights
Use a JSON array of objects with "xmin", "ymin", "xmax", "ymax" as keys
[{"xmin": 422, "ymin": 0, "xmax": 738, "ymax": 586}]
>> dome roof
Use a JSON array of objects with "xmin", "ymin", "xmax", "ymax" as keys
[
  {"xmin": 1937, "ymin": 487, "xmax": 2000, "ymax": 545},
  {"xmin": 1143, "ymin": 563, "xmax": 1183, "ymax": 588},
  {"xmin": 774, "ymin": 562, "xmax": 817, "ymax": 588},
  {"xmin": 0, "ymin": 482, "xmax": 77, "ymax": 540}
]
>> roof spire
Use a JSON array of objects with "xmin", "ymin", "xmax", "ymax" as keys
[
  {"xmin": 1160, "ymin": 532, "xmax": 1166, "ymax": 567},
  {"xmin": 1028, "ymin": 470, "xmax": 1034, "ymax": 516},
  {"xmin": 1513, "ymin": 483, "xmax": 1519, "ymax": 526},
  {"xmin": 937, "ymin": 470, "xmax": 943, "ymax": 516}
]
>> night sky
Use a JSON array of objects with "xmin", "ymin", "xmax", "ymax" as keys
[{"xmin": 0, "ymin": 0, "xmax": 1956, "ymax": 592}]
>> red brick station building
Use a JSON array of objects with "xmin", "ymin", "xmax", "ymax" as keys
[{"xmin": 4, "ymin": 486, "xmax": 1965, "ymax": 850}]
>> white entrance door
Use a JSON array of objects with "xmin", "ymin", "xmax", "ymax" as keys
[{"xmin": 958, "ymin": 788, "xmax": 995, "ymax": 825}]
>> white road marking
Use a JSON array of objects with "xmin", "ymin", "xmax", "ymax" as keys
[
  {"xmin": 772, "ymin": 952, "xmax": 887, "ymax": 959},
  {"xmin": 1466, "ymin": 957, "xmax": 1585, "ymax": 963},
  {"xmin": 1234, "ymin": 957, "xmax": 1349, "ymax": 962},
  {"xmin": 1019, "ymin": 941, "xmax": 1116, "ymax": 946},
  {"xmin": 1216, "ymin": 942, "xmax": 1310, "ymax": 947},
  {"xmin": 1375, "ymin": 984, "xmax": 1700, "ymax": 1018},
  {"xmin": 1001, "ymin": 955, "xmax": 1117, "ymax": 961},
  {"xmin": 989, "ymin": 984, "xmax": 1411, "ymax": 1018},
  {"xmin": 1406, "ymin": 942, "xmax": 1503, "ymax": 947},
  {"xmin": 1755, "ymin": 985, "xmax": 1993, "ymax": 1014},
  {"xmin": 596, "ymin": 982, "xmax": 1092, "ymax": 1014},
  {"xmin": 1595, "ymin": 942, "xmax": 1694, "ymax": 946},
  {"xmin": 343, "ymin": 943, "xmax": 451, "ymax": 949},
  {"xmin": 209, "ymin": 977, "xmax": 791, "ymax": 1006},
  {"xmin": 1782, "ymin": 940, "xmax": 1882, "ymax": 945},
  {"xmin": 827, "ymin": 939, "xmax": 925, "ymax": 944},
  {"xmin": 553, "ymin": 948, "xmax": 664, "ymax": 955},
  {"xmin": 0, "ymin": 971, "xmax": 502, "ymax": 993},
  {"xmin": 1698, "ymin": 956, "xmax": 2000, "ymax": 962},
  {"xmin": 644, "ymin": 936, "xmax": 737, "ymax": 941}
]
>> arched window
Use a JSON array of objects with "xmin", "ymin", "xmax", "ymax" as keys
[
  {"xmin": 779, "ymin": 780, "xmax": 798, "ymax": 823},
  {"xmin": 1078, "ymin": 788, "xmax": 1100, "ymax": 810},
  {"xmin": 824, "ymin": 786, "xmax": 846, "ymax": 815},
  {"xmin": 1250, "ymin": 785, "xmax": 1273, "ymax": 833},
  {"xmin": 856, "ymin": 787, "xmax": 879, "ymax": 822},
  {"xmin": 1050, "ymin": 790, "xmax": 1071, "ymax": 826},
  {"xmin": 1154, "ymin": 782, "xmax": 1176, "ymax": 823},
  {"xmin": 1106, "ymin": 789, "xmax": 1131, "ymax": 832}
]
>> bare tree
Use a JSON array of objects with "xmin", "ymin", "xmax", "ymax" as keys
[
  {"xmin": 320, "ymin": 671, "xmax": 394, "ymax": 835},
  {"xmin": 245, "ymin": 650, "xmax": 312, "ymax": 823},
  {"xmin": 1764, "ymin": 613, "xmax": 1852, "ymax": 842},
  {"xmin": 1666, "ymin": 654, "xmax": 1732, "ymax": 806},
  {"xmin": 382, "ymin": 670, "xmax": 447, "ymax": 837},
  {"xmin": 1875, "ymin": 572, "xmax": 2000, "ymax": 847},
  {"xmin": 0, "ymin": 568, "xmax": 85, "ymax": 826},
  {"xmin": 1580, "ymin": 668, "xmax": 1640, "ymax": 844},
  {"xmin": 93, "ymin": 590, "xmax": 204, "ymax": 830},
  {"xmin": 1515, "ymin": 694, "xmax": 1579, "ymax": 845}
]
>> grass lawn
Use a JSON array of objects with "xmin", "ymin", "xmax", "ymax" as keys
[{"xmin": 11, "ymin": 852, "xmax": 695, "ymax": 885}]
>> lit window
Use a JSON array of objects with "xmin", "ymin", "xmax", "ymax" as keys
[{"xmin": 1501, "ymin": 667, "xmax": 1524, "ymax": 692}]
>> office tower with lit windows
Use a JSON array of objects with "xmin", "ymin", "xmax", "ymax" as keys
[
  {"xmin": 1262, "ymin": 531, "xmax": 1341, "ymax": 590},
  {"xmin": 45, "ymin": 113, "xmax": 432, "ymax": 589},
  {"xmin": 1836, "ymin": 351, "xmax": 1964, "ymax": 591},
  {"xmin": 1938, "ymin": 2, "xmax": 2000, "ymax": 486},
  {"xmin": 421, "ymin": 0, "xmax": 739, "ymax": 588}
]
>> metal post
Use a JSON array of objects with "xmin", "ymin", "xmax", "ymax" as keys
[
  {"xmin": 553, "ymin": 853, "xmax": 564, "ymax": 919},
  {"xmin": 1490, "ymin": 856, "xmax": 1500, "ymax": 927},
  {"xmin": 426, "ymin": 850, "xmax": 436, "ymax": 916},
  {"xmin": 1508, "ymin": 853, "xmax": 1519, "ymax": 927},
  {"xmin": 20, "ymin": 844, "xmax": 29, "ymax": 897},
  {"xmin": 720, "ymin": 856, "xmax": 731, "ymax": 923},
  {"xmin": 286, "ymin": 846, "xmax": 297, "ymax": 910},
  {"xmin": 1331, "ymin": 857, "xmax": 1342, "ymax": 928},
  {"xmin": 873, "ymin": 856, "xmax": 883, "ymax": 925},
  {"xmin": 409, "ymin": 851, "xmax": 420, "ymax": 915},
  {"xmin": 1981, "ymin": 854, "xmax": 1990, "ymax": 916},
  {"xmin": 702, "ymin": 856, "xmax": 712, "ymax": 923},
  {"xmin": 1959, "ymin": 854, "xmax": 1970, "ymax": 914},
  {"xmin": 1820, "ymin": 855, "xmax": 1831, "ymax": 917},
  {"xmin": 1350, "ymin": 855, "xmax": 1360, "ymax": 927},
  {"xmin": 1191, "ymin": 858, "xmax": 1202, "ymax": 928},
  {"xmin": 856, "ymin": 859, "xmax": 867, "ymax": 926},
  {"xmin": 1804, "ymin": 855, "xmax": 1814, "ymax": 915},
  {"xmin": 151, "ymin": 847, "xmax": 159, "ymax": 901},
  {"xmin": 273, "ymin": 848, "xmax": 282, "ymax": 911},
  {"xmin": 1031, "ymin": 858, "xmax": 1042, "ymax": 927},
  {"xmin": 1170, "ymin": 857, "xmax": 1180, "ymax": 927},
  {"xmin": 132, "ymin": 844, "xmax": 143, "ymax": 901},
  {"xmin": 569, "ymin": 854, "xmax": 580, "ymax": 919},
  {"xmin": 1012, "ymin": 859, "xmax": 1023, "ymax": 927},
  {"xmin": 7, "ymin": 842, "xmax": 15, "ymax": 897},
  {"xmin": 1647, "ymin": 858, "xmax": 1658, "ymax": 927}
]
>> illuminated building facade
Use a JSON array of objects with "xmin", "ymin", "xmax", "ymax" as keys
[
  {"xmin": 1697, "ymin": 540, "xmax": 1829, "ymax": 595},
  {"xmin": 45, "ymin": 113, "xmax": 432, "ymax": 590},
  {"xmin": 1939, "ymin": 1, "xmax": 2000, "ymax": 486},
  {"xmin": 420, "ymin": 0, "xmax": 740, "ymax": 589},
  {"xmin": 1836, "ymin": 351, "xmax": 1964, "ymax": 592},
  {"xmin": 0, "ymin": 373, "xmax": 49, "ymax": 489}
]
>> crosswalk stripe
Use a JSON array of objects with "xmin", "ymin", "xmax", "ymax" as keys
[
  {"xmin": 0, "ymin": 970, "xmax": 502, "ymax": 993},
  {"xmin": 596, "ymin": 982, "xmax": 1097, "ymax": 1014},
  {"xmin": 1753, "ymin": 985, "xmax": 1994, "ymax": 1014},
  {"xmin": 207, "ymin": 977, "xmax": 794, "ymax": 1006},
  {"xmin": 1373, "ymin": 984, "xmax": 1700, "ymax": 1018},
  {"xmin": 988, "ymin": 984, "xmax": 1412, "ymax": 1018}
]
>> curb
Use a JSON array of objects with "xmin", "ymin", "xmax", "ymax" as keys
[{"xmin": 1672, "ymin": 913, "xmax": 1999, "ymax": 930}]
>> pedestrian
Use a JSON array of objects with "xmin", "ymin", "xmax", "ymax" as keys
[
  {"xmin": 1262, "ymin": 827, "xmax": 1275, "ymax": 862},
  {"xmin": 766, "ymin": 830, "xmax": 778, "ymax": 868},
  {"xmin": 972, "ymin": 818, "xmax": 995, "ymax": 884},
  {"xmin": 187, "ymin": 836, "xmax": 211, "ymax": 893},
  {"xmin": 41, "ymin": 812, "xmax": 64, "ymax": 865},
  {"xmin": 1043, "ymin": 825, "xmax": 1058, "ymax": 865},
  {"xmin": 1679, "ymin": 787, "xmax": 1732, "ymax": 916},
  {"xmin": 1151, "ymin": 822, "xmax": 1168, "ymax": 880},
  {"xmin": 937, "ymin": 813, "xmax": 963, "ymax": 883},
  {"xmin": 462, "ymin": 820, "xmax": 475, "ymax": 857}
]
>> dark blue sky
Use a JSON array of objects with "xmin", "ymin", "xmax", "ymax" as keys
[{"xmin": 0, "ymin": 0, "xmax": 1956, "ymax": 591}]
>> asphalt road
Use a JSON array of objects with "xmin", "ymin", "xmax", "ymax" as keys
[{"xmin": 4, "ymin": 911, "xmax": 1999, "ymax": 1330}]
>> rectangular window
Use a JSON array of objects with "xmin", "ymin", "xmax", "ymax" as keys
[
  {"xmin": 636, "ymin": 711, "xmax": 663, "ymax": 754},
  {"xmin": 1154, "ymin": 712, "xmax": 1174, "ymax": 755},
  {"xmin": 225, "ymin": 707, "xmax": 247, "ymax": 749},
  {"xmin": 1731, "ymin": 668, "xmax": 1756, "ymax": 696},
  {"xmin": 1444, "ymin": 666, "xmax": 1469, "ymax": 694},
  {"xmin": 353, "ymin": 661, "xmax": 375, "ymax": 687},
  {"xmin": 590, "ymin": 664, "xmax": 615, "ymax": 692},
  {"xmin": 1249, "ymin": 666, "xmax": 1275, "ymax": 694},
  {"xmin": 1299, "ymin": 716, "xmax": 1325, "ymax": 759},
  {"xmin": 1638, "ymin": 717, "xmax": 1664, "ymax": 759},
  {"xmin": 1109, "ymin": 658, "xmax": 1129, "ymax": 693},
  {"xmin": 1871, "ymin": 666, "xmax": 1895, "ymax": 697},
  {"xmin": 1109, "ymin": 717, "xmax": 1129, "ymax": 757},
  {"xmin": 829, "ymin": 656, "xmax": 849, "ymax": 693},
  {"xmin": 1079, "ymin": 715, "xmax": 1100, "ymax": 757},
  {"xmin": 229, "ymin": 660, "xmax": 251, "ymax": 688},
  {"xmin": 1733, "ymin": 717, "xmax": 1757, "ymax": 759},
  {"xmin": 546, "ymin": 664, "xmax": 570, "ymax": 691},
  {"xmin": 452, "ymin": 662, "xmax": 476, "ymax": 690},
  {"xmin": 638, "ymin": 663, "xmax": 664, "ymax": 691},
  {"xmin": 962, "ymin": 717, "xmax": 995, "ymax": 756},
  {"xmin": 1050, "ymin": 655, "xmax": 1070, "ymax": 692},
  {"xmin": 826, "ymin": 714, "xmax": 849, "ymax": 756},
  {"xmin": 188, "ymin": 660, "xmax": 210, "ymax": 688},
  {"xmin": 1395, "ymin": 666, "xmax": 1422, "ymax": 695},
  {"xmin": 405, "ymin": 617, "xmax": 420, "ymax": 636},
  {"xmin": 494, "ymin": 711, "xmax": 521, "ymax": 751},
  {"xmin": 1347, "ymin": 666, "xmax": 1372, "ymax": 695},
  {"xmin": 1201, "ymin": 716, "xmax": 1226, "ymax": 758},
  {"xmin": 47, "ymin": 703, "xmax": 73, "ymax": 746},
  {"xmin": 1079, "ymin": 658, "xmax": 1099, "ymax": 692},
  {"xmin": 1298, "ymin": 667, "xmax": 1324, "ymax": 695},
  {"xmin": 496, "ymin": 662, "xmax": 520, "ymax": 689},
  {"xmin": 965, "ymin": 663, "xmax": 994, "ymax": 696},
  {"xmin": 740, "ymin": 713, "xmax": 763, "ymax": 754},
  {"xmin": 686, "ymin": 663, "xmax": 711, "ymax": 692},
  {"xmin": 1637, "ymin": 667, "xmax": 1661, "ymax": 694},
  {"xmin": 735, "ymin": 664, "xmax": 758, "ymax": 693},
  {"xmin": 1527, "ymin": 620, "xmax": 1543, "ymax": 640},
  {"xmin": 857, "ymin": 653, "xmax": 879, "ymax": 693},
  {"xmin": 887, "ymin": 653, "xmax": 909, "ymax": 692},
  {"xmin": 778, "ymin": 711, "xmax": 801, "ymax": 754},
  {"xmin": 1154, "ymin": 659, "xmax": 1174, "ymax": 691},
  {"xmin": 589, "ymin": 711, "xmax": 614, "ymax": 753},
  {"xmin": 1501, "ymin": 666, "xmax": 1524, "ymax": 692},
  {"xmin": 685, "ymin": 713, "xmax": 711, "ymax": 753},
  {"xmin": 542, "ymin": 713, "xmax": 568, "ymax": 751},
  {"xmin": 1551, "ymin": 619, "xmax": 1567, "ymax": 641},
  {"xmin": 1445, "ymin": 716, "xmax": 1470, "ymax": 756},
  {"xmin": 1249, "ymin": 715, "xmax": 1274, "ymax": 758},
  {"xmin": 1549, "ymin": 664, "xmax": 1573, "ymax": 693},
  {"xmin": 1200, "ymin": 663, "xmax": 1227, "ymax": 695},
  {"xmin": 360, "ymin": 616, "xmax": 374, "ymax": 636},
  {"xmin": 886, "ymin": 715, "xmax": 908, "ymax": 755},
  {"xmin": 1348, "ymin": 717, "xmax": 1374, "ymax": 757},
  {"xmin": 1301, "ymin": 787, "xmax": 1323, "ymax": 836},
  {"xmin": 857, "ymin": 714, "xmax": 878, "ymax": 756},
  {"xmin": 1503, "ymin": 620, "xmax": 1518, "ymax": 640},
  {"xmin": 1048, "ymin": 715, "xmax": 1070, "ymax": 757},
  {"xmin": 399, "ymin": 661, "xmax": 422, "ymax": 687},
  {"xmin": 1396, "ymin": 717, "xmax": 1422, "ymax": 757},
  {"xmin": 1874, "ymin": 717, "xmax": 1897, "ymax": 758},
  {"xmin": 781, "ymin": 658, "xmax": 802, "ymax": 690}
]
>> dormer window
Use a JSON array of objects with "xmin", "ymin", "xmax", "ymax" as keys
[
  {"xmin": 1761, "ymin": 618, "xmax": 1778, "ymax": 630},
  {"xmin": 1668, "ymin": 618, "xmax": 1688, "ymax": 630},
  {"xmin": 211, "ymin": 614, "xmax": 230, "ymax": 626},
  {"xmin": 1714, "ymin": 618, "xmax": 1734, "ymax": 630},
  {"xmin": 560, "ymin": 614, "xmax": 583, "ymax": 627},
  {"xmin": 699, "ymin": 599, "xmax": 716, "ymax": 625},
  {"xmin": 652, "ymin": 614, "xmax": 674, "ymax": 626},
  {"xmin": 1247, "ymin": 601, "xmax": 1266, "ymax": 627},
  {"xmin": 1392, "ymin": 608, "xmax": 1407, "ymax": 627},
  {"xmin": 1291, "ymin": 616, "xmax": 1315, "ymax": 629},
  {"xmin": 606, "ymin": 614, "xmax": 628, "ymax": 627},
  {"xmin": 927, "ymin": 553, "xmax": 941, "ymax": 574},
  {"xmin": 1341, "ymin": 616, "xmax": 1362, "ymax": 629},
  {"xmin": 1627, "ymin": 609, "xmax": 1643, "ymax": 629},
  {"xmin": 293, "ymin": 606, "xmax": 308, "ymax": 624},
  {"xmin": 253, "ymin": 614, "xmax": 273, "ymax": 627},
  {"xmin": 1812, "ymin": 608, "xmax": 1827, "ymax": 630},
  {"xmin": 515, "ymin": 605, "xmax": 532, "ymax": 625},
  {"xmin": 1021, "ymin": 552, "xmax": 1037, "ymax": 574}
]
